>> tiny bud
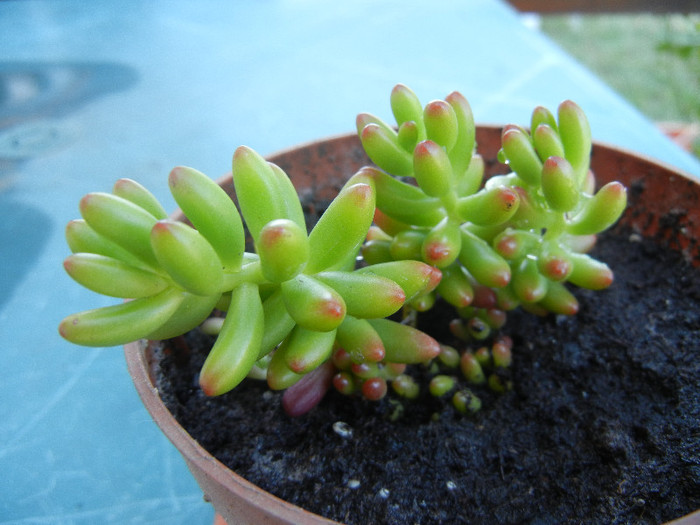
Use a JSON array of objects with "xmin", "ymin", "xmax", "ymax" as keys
[
  {"xmin": 390, "ymin": 230, "xmax": 425, "ymax": 261},
  {"xmin": 492, "ymin": 341, "xmax": 513, "ymax": 368},
  {"xmin": 362, "ymin": 377, "xmax": 388, "ymax": 401},
  {"xmin": 460, "ymin": 352, "xmax": 486, "ymax": 384},
  {"xmin": 453, "ymin": 389, "xmax": 482, "ymax": 414},
  {"xmin": 333, "ymin": 372, "xmax": 356, "ymax": 395},
  {"xmin": 480, "ymin": 308, "xmax": 507, "ymax": 329},
  {"xmin": 351, "ymin": 362, "xmax": 379, "ymax": 379},
  {"xmin": 383, "ymin": 362, "xmax": 407, "ymax": 379},
  {"xmin": 332, "ymin": 347, "xmax": 353, "ymax": 370},
  {"xmin": 474, "ymin": 346, "xmax": 492, "ymax": 367},
  {"xmin": 472, "ymin": 284, "xmax": 498, "ymax": 309},
  {"xmin": 488, "ymin": 372, "xmax": 513, "ymax": 393},
  {"xmin": 392, "ymin": 374, "xmax": 420, "ymax": 399},
  {"xmin": 438, "ymin": 345, "xmax": 461, "ymax": 368},
  {"xmin": 429, "ymin": 375, "xmax": 456, "ymax": 397},
  {"xmin": 410, "ymin": 290, "xmax": 436, "ymax": 312},
  {"xmin": 467, "ymin": 317, "xmax": 491, "ymax": 340}
]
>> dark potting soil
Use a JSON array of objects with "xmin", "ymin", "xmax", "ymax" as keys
[{"xmin": 154, "ymin": 228, "xmax": 700, "ymax": 525}]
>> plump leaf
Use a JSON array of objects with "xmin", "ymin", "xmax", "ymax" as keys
[
  {"xmin": 336, "ymin": 315, "xmax": 385, "ymax": 363},
  {"xmin": 421, "ymin": 217, "xmax": 462, "ymax": 268},
  {"xmin": 150, "ymin": 220, "xmax": 224, "ymax": 296},
  {"xmin": 424, "ymin": 99, "xmax": 458, "ymax": 150},
  {"xmin": 315, "ymin": 271, "xmax": 405, "ymax": 319},
  {"xmin": 501, "ymin": 127, "xmax": 543, "ymax": 187},
  {"xmin": 459, "ymin": 228, "xmax": 511, "ymax": 288},
  {"xmin": 457, "ymin": 186, "xmax": 519, "ymax": 226},
  {"xmin": 281, "ymin": 274, "xmax": 346, "ymax": 332},
  {"xmin": 112, "ymin": 178, "xmax": 168, "ymax": 220},
  {"xmin": 257, "ymin": 219, "xmax": 309, "ymax": 283},
  {"xmin": 80, "ymin": 192, "xmax": 159, "ymax": 267},
  {"xmin": 280, "ymin": 325, "xmax": 337, "ymax": 375},
  {"xmin": 367, "ymin": 318, "xmax": 440, "ymax": 363},
  {"xmin": 63, "ymin": 253, "xmax": 169, "ymax": 298},
  {"xmin": 413, "ymin": 139, "xmax": 453, "ymax": 198},
  {"xmin": 360, "ymin": 123, "xmax": 413, "ymax": 176},
  {"xmin": 306, "ymin": 182, "xmax": 375, "ymax": 273},
  {"xmin": 199, "ymin": 282, "xmax": 264, "ymax": 396},
  {"xmin": 357, "ymin": 260, "xmax": 440, "ymax": 302},
  {"xmin": 168, "ymin": 166, "xmax": 245, "ymax": 271},
  {"xmin": 232, "ymin": 146, "xmax": 305, "ymax": 241},
  {"xmin": 566, "ymin": 182, "xmax": 627, "ymax": 235},
  {"xmin": 541, "ymin": 156, "xmax": 579, "ymax": 212},
  {"xmin": 59, "ymin": 288, "xmax": 184, "ymax": 347}
]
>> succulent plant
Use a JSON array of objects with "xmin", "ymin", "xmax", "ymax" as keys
[
  {"xmin": 60, "ymin": 145, "xmax": 441, "ymax": 411},
  {"xmin": 60, "ymin": 84, "xmax": 626, "ymax": 416}
]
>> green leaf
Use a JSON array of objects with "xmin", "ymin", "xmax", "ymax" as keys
[
  {"xmin": 413, "ymin": 139, "xmax": 454, "ymax": 198},
  {"xmin": 280, "ymin": 325, "xmax": 337, "ymax": 375},
  {"xmin": 541, "ymin": 156, "xmax": 580, "ymax": 212},
  {"xmin": 360, "ymin": 123, "xmax": 414, "ymax": 176},
  {"xmin": 232, "ymin": 146, "xmax": 305, "ymax": 241},
  {"xmin": 421, "ymin": 217, "xmax": 462, "ymax": 268},
  {"xmin": 112, "ymin": 178, "xmax": 168, "ymax": 220},
  {"xmin": 80, "ymin": 192, "xmax": 159, "ymax": 267},
  {"xmin": 59, "ymin": 288, "xmax": 184, "ymax": 347},
  {"xmin": 315, "ymin": 270, "xmax": 405, "ymax": 319},
  {"xmin": 150, "ymin": 220, "xmax": 224, "ymax": 296},
  {"xmin": 501, "ymin": 127, "xmax": 543, "ymax": 187},
  {"xmin": 357, "ymin": 260, "xmax": 440, "ymax": 302},
  {"xmin": 533, "ymin": 124, "xmax": 565, "ymax": 163},
  {"xmin": 336, "ymin": 315, "xmax": 385, "ymax": 363},
  {"xmin": 423, "ymin": 99, "xmax": 458, "ymax": 150},
  {"xmin": 281, "ymin": 274, "xmax": 346, "ymax": 332},
  {"xmin": 168, "ymin": 166, "xmax": 246, "ymax": 271},
  {"xmin": 63, "ymin": 253, "xmax": 169, "ymax": 298},
  {"xmin": 259, "ymin": 289, "xmax": 296, "ymax": 357},
  {"xmin": 364, "ymin": 166, "xmax": 444, "ymax": 227},
  {"xmin": 566, "ymin": 181, "xmax": 627, "ymax": 235},
  {"xmin": 557, "ymin": 100, "xmax": 592, "ymax": 184},
  {"xmin": 390, "ymin": 84, "xmax": 425, "ymax": 137},
  {"xmin": 511, "ymin": 256, "xmax": 548, "ymax": 303},
  {"xmin": 445, "ymin": 91, "xmax": 476, "ymax": 176},
  {"xmin": 257, "ymin": 219, "xmax": 310, "ymax": 283},
  {"xmin": 457, "ymin": 185, "xmax": 520, "ymax": 226},
  {"xmin": 306, "ymin": 182, "xmax": 375, "ymax": 273},
  {"xmin": 199, "ymin": 282, "xmax": 264, "ymax": 396},
  {"xmin": 458, "ymin": 228, "xmax": 511, "ymax": 288},
  {"xmin": 436, "ymin": 263, "xmax": 474, "ymax": 308},
  {"xmin": 367, "ymin": 318, "xmax": 441, "ymax": 364}
]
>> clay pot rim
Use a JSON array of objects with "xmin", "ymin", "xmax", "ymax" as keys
[{"xmin": 124, "ymin": 129, "xmax": 700, "ymax": 524}]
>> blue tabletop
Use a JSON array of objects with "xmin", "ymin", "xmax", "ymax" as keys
[{"xmin": 2, "ymin": 1, "xmax": 699, "ymax": 524}]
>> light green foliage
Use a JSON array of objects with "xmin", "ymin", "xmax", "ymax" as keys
[
  {"xmin": 61, "ymin": 83, "xmax": 627, "ymax": 415},
  {"xmin": 60, "ymin": 147, "xmax": 437, "ymax": 399},
  {"xmin": 357, "ymin": 85, "xmax": 625, "ymax": 328}
]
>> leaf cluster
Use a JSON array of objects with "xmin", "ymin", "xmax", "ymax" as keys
[{"xmin": 60, "ymin": 84, "xmax": 627, "ymax": 415}]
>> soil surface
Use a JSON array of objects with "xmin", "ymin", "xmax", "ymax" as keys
[{"xmin": 155, "ymin": 227, "xmax": 700, "ymax": 525}]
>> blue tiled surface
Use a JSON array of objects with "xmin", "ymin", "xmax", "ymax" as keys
[{"xmin": 2, "ymin": 1, "xmax": 698, "ymax": 524}]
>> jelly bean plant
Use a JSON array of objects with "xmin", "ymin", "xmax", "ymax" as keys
[{"xmin": 59, "ymin": 84, "xmax": 627, "ymax": 416}]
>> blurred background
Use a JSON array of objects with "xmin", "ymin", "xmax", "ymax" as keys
[{"xmin": 510, "ymin": 0, "xmax": 700, "ymax": 155}]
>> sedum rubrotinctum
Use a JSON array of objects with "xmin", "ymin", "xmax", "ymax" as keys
[{"xmin": 60, "ymin": 84, "xmax": 626, "ymax": 416}]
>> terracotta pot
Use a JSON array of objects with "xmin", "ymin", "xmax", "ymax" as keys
[{"xmin": 124, "ymin": 129, "xmax": 700, "ymax": 525}]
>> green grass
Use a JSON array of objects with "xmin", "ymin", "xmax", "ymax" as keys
[{"xmin": 540, "ymin": 14, "xmax": 700, "ymax": 125}]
